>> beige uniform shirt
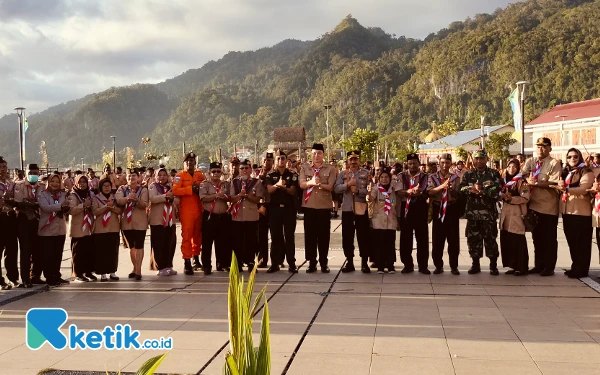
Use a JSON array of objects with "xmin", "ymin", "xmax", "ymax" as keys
[
  {"xmin": 115, "ymin": 186, "xmax": 149, "ymax": 230},
  {"xmin": 13, "ymin": 180, "xmax": 43, "ymax": 220},
  {"xmin": 200, "ymin": 180, "xmax": 230, "ymax": 215},
  {"xmin": 38, "ymin": 190, "xmax": 68, "ymax": 236},
  {"xmin": 68, "ymin": 191, "xmax": 94, "ymax": 238},
  {"xmin": 299, "ymin": 163, "xmax": 338, "ymax": 209},
  {"xmin": 148, "ymin": 183, "xmax": 175, "ymax": 226},
  {"xmin": 522, "ymin": 156, "xmax": 561, "ymax": 216},
  {"xmin": 92, "ymin": 193, "xmax": 122, "ymax": 233},
  {"xmin": 229, "ymin": 177, "xmax": 264, "ymax": 222}
]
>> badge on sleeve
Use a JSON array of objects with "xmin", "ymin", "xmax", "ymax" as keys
[{"xmin": 175, "ymin": 176, "xmax": 181, "ymax": 183}]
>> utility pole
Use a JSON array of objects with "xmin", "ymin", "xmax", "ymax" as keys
[
  {"xmin": 480, "ymin": 116, "xmax": 486, "ymax": 149},
  {"xmin": 110, "ymin": 136, "xmax": 117, "ymax": 169},
  {"xmin": 324, "ymin": 104, "xmax": 332, "ymax": 161},
  {"xmin": 14, "ymin": 107, "xmax": 25, "ymax": 171},
  {"xmin": 516, "ymin": 81, "xmax": 531, "ymax": 155}
]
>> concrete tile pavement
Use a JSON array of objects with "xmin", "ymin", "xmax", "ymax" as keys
[{"xmin": 0, "ymin": 218, "xmax": 599, "ymax": 374}]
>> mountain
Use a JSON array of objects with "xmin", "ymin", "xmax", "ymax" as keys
[{"xmin": 3, "ymin": 0, "xmax": 600, "ymax": 169}]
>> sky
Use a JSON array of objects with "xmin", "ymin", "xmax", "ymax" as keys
[{"xmin": 0, "ymin": 0, "xmax": 517, "ymax": 116}]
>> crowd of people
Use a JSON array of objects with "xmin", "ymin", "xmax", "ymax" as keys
[{"xmin": 0, "ymin": 136, "xmax": 597, "ymax": 289}]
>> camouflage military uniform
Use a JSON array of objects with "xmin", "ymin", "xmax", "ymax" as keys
[{"xmin": 460, "ymin": 167, "xmax": 502, "ymax": 259}]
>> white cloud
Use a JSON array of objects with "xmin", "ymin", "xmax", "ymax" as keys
[{"xmin": 0, "ymin": 0, "xmax": 517, "ymax": 116}]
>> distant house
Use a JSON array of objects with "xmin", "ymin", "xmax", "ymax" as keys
[
  {"xmin": 418, "ymin": 125, "xmax": 520, "ymax": 162},
  {"xmin": 525, "ymin": 98, "xmax": 600, "ymax": 160}
]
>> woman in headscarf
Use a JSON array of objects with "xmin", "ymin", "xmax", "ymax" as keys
[
  {"xmin": 116, "ymin": 170, "xmax": 149, "ymax": 280},
  {"xmin": 148, "ymin": 168, "xmax": 177, "ymax": 276},
  {"xmin": 69, "ymin": 174, "xmax": 96, "ymax": 282},
  {"xmin": 92, "ymin": 178, "xmax": 122, "ymax": 281},
  {"xmin": 552, "ymin": 148, "xmax": 594, "ymax": 278},
  {"xmin": 499, "ymin": 159, "xmax": 530, "ymax": 276},
  {"xmin": 38, "ymin": 172, "xmax": 70, "ymax": 286},
  {"xmin": 367, "ymin": 167, "xmax": 398, "ymax": 274}
]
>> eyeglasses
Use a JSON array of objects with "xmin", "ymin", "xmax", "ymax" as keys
[
  {"xmin": 210, "ymin": 170, "xmax": 222, "ymax": 174},
  {"xmin": 567, "ymin": 155, "xmax": 579, "ymax": 160},
  {"xmin": 239, "ymin": 167, "xmax": 249, "ymax": 170}
]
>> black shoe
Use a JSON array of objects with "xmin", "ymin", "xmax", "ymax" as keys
[
  {"xmin": 135, "ymin": 274, "xmax": 142, "ymax": 281},
  {"xmin": 24, "ymin": 282, "xmax": 33, "ymax": 288},
  {"xmin": 341, "ymin": 261, "xmax": 355, "ymax": 273},
  {"xmin": 400, "ymin": 267, "xmax": 414, "ymax": 274},
  {"xmin": 257, "ymin": 261, "xmax": 268, "ymax": 269},
  {"xmin": 306, "ymin": 265, "xmax": 317, "ymax": 273},
  {"xmin": 564, "ymin": 269, "xmax": 571, "ymax": 276},
  {"xmin": 192, "ymin": 256, "xmax": 202, "ymax": 271},
  {"xmin": 184, "ymin": 259, "xmax": 194, "ymax": 275},
  {"xmin": 514, "ymin": 270, "xmax": 528, "ymax": 276},
  {"xmin": 266, "ymin": 266, "xmax": 280, "ymax": 273},
  {"xmin": 361, "ymin": 265, "xmax": 371, "ymax": 273},
  {"xmin": 333, "ymin": 212, "xmax": 339, "ymax": 219},
  {"xmin": 47, "ymin": 281, "xmax": 60, "ymax": 287},
  {"xmin": 7, "ymin": 280, "xmax": 20, "ymax": 288},
  {"xmin": 100, "ymin": 275, "xmax": 108, "ymax": 282},
  {"xmin": 321, "ymin": 266, "xmax": 330, "ymax": 273},
  {"xmin": 288, "ymin": 265, "xmax": 298, "ymax": 273},
  {"xmin": 433, "ymin": 268, "xmax": 444, "ymax": 275},
  {"xmin": 419, "ymin": 268, "xmax": 431, "ymax": 275},
  {"xmin": 490, "ymin": 267, "xmax": 499, "ymax": 276},
  {"xmin": 216, "ymin": 266, "xmax": 224, "ymax": 272},
  {"xmin": 529, "ymin": 267, "xmax": 542, "ymax": 274},
  {"xmin": 0, "ymin": 282, "xmax": 11, "ymax": 290},
  {"xmin": 451, "ymin": 268, "xmax": 460, "ymax": 275},
  {"xmin": 468, "ymin": 265, "xmax": 481, "ymax": 274},
  {"xmin": 388, "ymin": 266, "xmax": 396, "ymax": 274},
  {"xmin": 370, "ymin": 262, "xmax": 378, "ymax": 269},
  {"xmin": 109, "ymin": 274, "xmax": 120, "ymax": 281},
  {"xmin": 31, "ymin": 278, "xmax": 46, "ymax": 285},
  {"xmin": 540, "ymin": 269, "xmax": 555, "ymax": 277},
  {"xmin": 85, "ymin": 273, "xmax": 98, "ymax": 281},
  {"xmin": 128, "ymin": 272, "xmax": 136, "ymax": 278},
  {"xmin": 57, "ymin": 278, "xmax": 70, "ymax": 285},
  {"xmin": 74, "ymin": 276, "xmax": 89, "ymax": 283},
  {"xmin": 203, "ymin": 267, "xmax": 212, "ymax": 275},
  {"xmin": 505, "ymin": 269, "xmax": 516, "ymax": 275}
]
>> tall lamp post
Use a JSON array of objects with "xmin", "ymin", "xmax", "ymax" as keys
[
  {"xmin": 81, "ymin": 158, "xmax": 84, "ymax": 171},
  {"xmin": 14, "ymin": 107, "xmax": 26, "ymax": 171},
  {"xmin": 516, "ymin": 81, "xmax": 530, "ymax": 155},
  {"xmin": 324, "ymin": 104, "xmax": 332, "ymax": 161},
  {"xmin": 110, "ymin": 136, "xmax": 117, "ymax": 169}
]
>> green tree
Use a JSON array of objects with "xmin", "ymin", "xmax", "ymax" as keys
[
  {"xmin": 341, "ymin": 128, "xmax": 379, "ymax": 162},
  {"xmin": 455, "ymin": 147, "xmax": 469, "ymax": 162},
  {"xmin": 484, "ymin": 133, "xmax": 517, "ymax": 162},
  {"xmin": 436, "ymin": 119, "xmax": 462, "ymax": 137}
]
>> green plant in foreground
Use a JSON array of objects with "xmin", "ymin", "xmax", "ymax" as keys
[
  {"xmin": 224, "ymin": 253, "xmax": 271, "ymax": 375},
  {"xmin": 38, "ymin": 353, "xmax": 167, "ymax": 375}
]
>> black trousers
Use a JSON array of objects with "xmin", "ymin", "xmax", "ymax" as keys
[
  {"xmin": 563, "ymin": 214, "xmax": 592, "ymax": 277},
  {"xmin": 500, "ymin": 230, "xmax": 529, "ymax": 272},
  {"xmin": 431, "ymin": 203, "xmax": 460, "ymax": 270},
  {"xmin": 269, "ymin": 204, "xmax": 297, "ymax": 267},
  {"xmin": 258, "ymin": 205, "xmax": 270, "ymax": 263},
  {"xmin": 232, "ymin": 220, "xmax": 259, "ymax": 266},
  {"xmin": 341, "ymin": 211, "xmax": 370, "ymax": 259},
  {"xmin": 94, "ymin": 232, "xmax": 119, "ymax": 274},
  {"xmin": 531, "ymin": 211, "xmax": 559, "ymax": 270},
  {"xmin": 201, "ymin": 211, "xmax": 231, "ymax": 269},
  {"xmin": 303, "ymin": 208, "xmax": 330, "ymax": 267},
  {"xmin": 17, "ymin": 215, "xmax": 42, "ymax": 283},
  {"xmin": 373, "ymin": 229, "xmax": 395, "ymax": 268},
  {"xmin": 150, "ymin": 225, "xmax": 176, "ymax": 270},
  {"xmin": 71, "ymin": 235, "xmax": 95, "ymax": 276},
  {"xmin": 43, "ymin": 235, "xmax": 66, "ymax": 284},
  {"xmin": 0, "ymin": 213, "xmax": 19, "ymax": 282},
  {"xmin": 399, "ymin": 201, "xmax": 429, "ymax": 270}
]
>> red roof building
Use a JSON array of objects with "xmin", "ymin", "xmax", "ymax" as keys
[{"xmin": 525, "ymin": 98, "xmax": 600, "ymax": 160}]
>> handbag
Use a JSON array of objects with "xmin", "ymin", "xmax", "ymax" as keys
[{"xmin": 521, "ymin": 209, "xmax": 538, "ymax": 232}]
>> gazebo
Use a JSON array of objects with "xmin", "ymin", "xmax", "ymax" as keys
[{"xmin": 273, "ymin": 127, "xmax": 307, "ymax": 160}]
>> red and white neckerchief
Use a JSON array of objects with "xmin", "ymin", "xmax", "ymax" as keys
[
  {"xmin": 504, "ymin": 173, "xmax": 523, "ymax": 188},
  {"xmin": 562, "ymin": 162, "xmax": 586, "ymax": 202},
  {"xmin": 532, "ymin": 160, "xmax": 543, "ymax": 181},
  {"xmin": 593, "ymin": 163, "xmax": 600, "ymax": 168},
  {"xmin": 595, "ymin": 193, "xmax": 600, "ymax": 214},
  {"xmin": 154, "ymin": 183, "xmax": 173, "ymax": 227},
  {"xmin": 29, "ymin": 184, "xmax": 36, "ymax": 199},
  {"xmin": 73, "ymin": 192, "xmax": 93, "ymax": 233},
  {"xmin": 208, "ymin": 182, "xmax": 229, "ymax": 220},
  {"xmin": 232, "ymin": 180, "xmax": 246, "ymax": 219},
  {"xmin": 404, "ymin": 174, "xmax": 419, "ymax": 217},
  {"xmin": 0, "ymin": 180, "xmax": 12, "ymax": 195},
  {"xmin": 377, "ymin": 184, "xmax": 391, "ymax": 216},
  {"xmin": 438, "ymin": 173, "xmax": 453, "ymax": 222},
  {"xmin": 304, "ymin": 166, "xmax": 321, "ymax": 204},
  {"xmin": 94, "ymin": 195, "xmax": 112, "ymax": 227},
  {"xmin": 123, "ymin": 186, "xmax": 141, "ymax": 223},
  {"xmin": 39, "ymin": 193, "xmax": 60, "ymax": 232}
]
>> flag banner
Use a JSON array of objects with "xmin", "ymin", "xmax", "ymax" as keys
[
  {"xmin": 23, "ymin": 113, "xmax": 29, "ymax": 133},
  {"xmin": 508, "ymin": 88, "xmax": 521, "ymax": 131}
]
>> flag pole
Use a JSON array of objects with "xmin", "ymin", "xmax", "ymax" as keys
[{"xmin": 14, "ymin": 107, "xmax": 25, "ymax": 171}]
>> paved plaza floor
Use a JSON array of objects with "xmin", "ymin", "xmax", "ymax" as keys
[{"xmin": 1, "ymin": 218, "xmax": 600, "ymax": 374}]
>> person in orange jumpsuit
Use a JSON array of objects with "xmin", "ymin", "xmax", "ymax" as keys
[{"xmin": 173, "ymin": 152, "xmax": 206, "ymax": 274}]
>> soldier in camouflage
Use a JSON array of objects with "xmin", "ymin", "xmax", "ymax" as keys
[{"xmin": 459, "ymin": 149, "xmax": 502, "ymax": 275}]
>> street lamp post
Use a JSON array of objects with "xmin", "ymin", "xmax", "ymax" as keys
[
  {"xmin": 480, "ymin": 116, "xmax": 486, "ymax": 149},
  {"xmin": 324, "ymin": 104, "xmax": 332, "ymax": 161},
  {"xmin": 516, "ymin": 81, "xmax": 530, "ymax": 155},
  {"xmin": 81, "ymin": 158, "xmax": 84, "ymax": 171},
  {"xmin": 110, "ymin": 136, "xmax": 117, "ymax": 169},
  {"xmin": 14, "ymin": 107, "xmax": 26, "ymax": 171}
]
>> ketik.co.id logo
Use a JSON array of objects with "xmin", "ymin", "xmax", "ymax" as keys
[{"xmin": 26, "ymin": 308, "xmax": 173, "ymax": 350}]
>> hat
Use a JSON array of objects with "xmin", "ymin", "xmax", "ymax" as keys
[
  {"xmin": 406, "ymin": 153, "xmax": 419, "ymax": 162},
  {"xmin": 311, "ymin": 143, "xmax": 325, "ymax": 152},
  {"xmin": 184, "ymin": 152, "xmax": 196, "ymax": 161},
  {"xmin": 473, "ymin": 149, "xmax": 488, "ymax": 158},
  {"xmin": 240, "ymin": 159, "xmax": 250, "ymax": 166},
  {"xmin": 27, "ymin": 163, "xmax": 39, "ymax": 171},
  {"xmin": 265, "ymin": 152, "xmax": 274, "ymax": 159},
  {"xmin": 209, "ymin": 162, "xmax": 222, "ymax": 169},
  {"xmin": 379, "ymin": 166, "xmax": 392, "ymax": 177},
  {"xmin": 440, "ymin": 153, "xmax": 452, "ymax": 161},
  {"xmin": 347, "ymin": 150, "xmax": 360, "ymax": 160},
  {"xmin": 274, "ymin": 149, "xmax": 286, "ymax": 158},
  {"xmin": 230, "ymin": 156, "xmax": 240, "ymax": 164},
  {"xmin": 0, "ymin": 156, "xmax": 5, "ymax": 164},
  {"xmin": 535, "ymin": 137, "xmax": 552, "ymax": 147}
]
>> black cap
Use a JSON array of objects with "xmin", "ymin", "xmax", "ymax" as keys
[
  {"xmin": 240, "ymin": 159, "xmax": 251, "ymax": 166},
  {"xmin": 184, "ymin": 152, "xmax": 196, "ymax": 161},
  {"xmin": 0, "ymin": 156, "xmax": 5, "ymax": 164},
  {"xmin": 209, "ymin": 162, "xmax": 222, "ymax": 169},
  {"xmin": 536, "ymin": 137, "xmax": 552, "ymax": 147},
  {"xmin": 27, "ymin": 163, "xmax": 39, "ymax": 171},
  {"xmin": 274, "ymin": 149, "xmax": 286, "ymax": 157},
  {"xmin": 312, "ymin": 143, "xmax": 325, "ymax": 152},
  {"xmin": 265, "ymin": 152, "xmax": 274, "ymax": 159},
  {"xmin": 347, "ymin": 150, "xmax": 360, "ymax": 160},
  {"xmin": 406, "ymin": 153, "xmax": 419, "ymax": 162},
  {"xmin": 230, "ymin": 156, "xmax": 240, "ymax": 164}
]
